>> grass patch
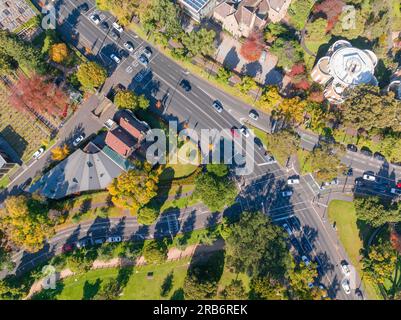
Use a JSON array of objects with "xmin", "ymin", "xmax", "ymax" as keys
[
  {"xmin": 393, "ymin": 0, "xmax": 401, "ymax": 29},
  {"xmin": 328, "ymin": 200, "xmax": 381, "ymax": 300},
  {"xmin": 297, "ymin": 149, "xmax": 312, "ymax": 175},
  {"xmin": 0, "ymin": 175, "xmax": 10, "ymax": 188}
]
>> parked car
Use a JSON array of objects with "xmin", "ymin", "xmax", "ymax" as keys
[
  {"xmin": 240, "ymin": 126, "xmax": 250, "ymax": 137},
  {"xmin": 263, "ymin": 152, "xmax": 276, "ymax": 164},
  {"xmin": 288, "ymin": 216, "xmax": 301, "ymax": 232},
  {"xmin": 360, "ymin": 147, "xmax": 373, "ymax": 157},
  {"xmin": 100, "ymin": 21, "xmax": 109, "ymax": 32},
  {"xmin": 346, "ymin": 144, "xmax": 358, "ymax": 152},
  {"xmin": 138, "ymin": 54, "xmax": 149, "ymax": 67},
  {"xmin": 301, "ymin": 255, "xmax": 311, "ymax": 266},
  {"xmin": 281, "ymin": 190, "xmax": 293, "ymax": 197},
  {"xmin": 110, "ymin": 30, "xmax": 119, "ymax": 40},
  {"xmin": 33, "ymin": 147, "xmax": 45, "ymax": 160},
  {"xmin": 341, "ymin": 261, "xmax": 351, "ymax": 276},
  {"xmin": 112, "ymin": 22, "xmax": 123, "ymax": 33},
  {"xmin": 76, "ymin": 237, "xmax": 93, "ymax": 249},
  {"xmin": 78, "ymin": 3, "xmax": 89, "ymax": 12},
  {"xmin": 106, "ymin": 236, "xmax": 122, "ymax": 243},
  {"xmin": 179, "ymin": 79, "xmax": 191, "ymax": 92},
  {"xmin": 254, "ymin": 137, "xmax": 264, "ymax": 151},
  {"xmin": 73, "ymin": 135, "xmax": 85, "ymax": 147},
  {"xmin": 142, "ymin": 47, "xmax": 152, "ymax": 59},
  {"xmin": 110, "ymin": 54, "xmax": 121, "ymax": 64},
  {"xmin": 301, "ymin": 236, "xmax": 313, "ymax": 253},
  {"xmin": 355, "ymin": 289, "xmax": 364, "ymax": 300},
  {"xmin": 124, "ymin": 41, "xmax": 134, "ymax": 52},
  {"xmin": 362, "ymin": 172, "xmax": 376, "ymax": 182},
  {"xmin": 287, "ymin": 177, "xmax": 300, "ymax": 185},
  {"xmin": 248, "ymin": 110, "xmax": 259, "ymax": 121},
  {"xmin": 341, "ymin": 279, "xmax": 351, "ymax": 295},
  {"xmin": 397, "ymin": 181, "xmax": 401, "ymax": 189},
  {"xmin": 62, "ymin": 243, "xmax": 75, "ymax": 253},
  {"xmin": 19, "ymin": 178, "xmax": 32, "ymax": 191},
  {"xmin": 283, "ymin": 223, "xmax": 293, "ymax": 236},
  {"xmin": 230, "ymin": 127, "xmax": 240, "ymax": 138},
  {"xmin": 391, "ymin": 188, "xmax": 401, "ymax": 195},
  {"xmin": 94, "ymin": 238, "xmax": 106, "ymax": 245},
  {"xmin": 89, "ymin": 14, "xmax": 100, "ymax": 25},
  {"xmin": 373, "ymin": 152, "xmax": 385, "ymax": 161},
  {"xmin": 212, "ymin": 100, "xmax": 223, "ymax": 113}
]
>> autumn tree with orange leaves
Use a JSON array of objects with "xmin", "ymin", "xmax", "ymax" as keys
[
  {"xmin": 314, "ymin": 0, "xmax": 345, "ymax": 31},
  {"xmin": 390, "ymin": 228, "xmax": 401, "ymax": 254},
  {"xmin": 9, "ymin": 74, "xmax": 68, "ymax": 118},
  {"xmin": 240, "ymin": 31, "xmax": 264, "ymax": 62}
]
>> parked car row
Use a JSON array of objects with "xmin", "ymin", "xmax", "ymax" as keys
[
  {"xmin": 347, "ymin": 144, "xmax": 386, "ymax": 162},
  {"xmin": 63, "ymin": 235, "xmax": 122, "ymax": 253}
]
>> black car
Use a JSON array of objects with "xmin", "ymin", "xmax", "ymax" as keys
[
  {"xmin": 179, "ymin": 79, "xmax": 191, "ymax": 92},
  {"xmin": 110, "ymin": 30, "xmax": 120, "ymax": 40},
  {"xmin": 100, "ymin": 21, "xmax": 109, "ymax": 32},
  {"xmin": 360, "ymin": 147, "xmax": 373, "ymax": 157},
  {"xmin": 301, "ymin": 236, "xmax": 313, "ymax": 253},
  {"xmin": 254, "ymin": 137, "xmax": 264, "ymax": 151},
  {"xmin": 346, "ymin": 144, "xmax": 358, "ymax": 152},
  {"xmin": 288, "ymin": 216, "xmax": 301, "ymax": 232},
  {"xmin": 374, "ymin": 152, "xmax": 385, "ymax": 161},
  {"xmin": 343, "ymin": 167, "xmax": 353, "ymax": 176},
  {"xmin": 78, "ymin": 3, "xmax": 89, "ymax": 12}
]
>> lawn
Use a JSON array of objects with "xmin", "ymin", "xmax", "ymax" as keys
[
  {"xmin": 297, "ymin": 149, "xmax": 312, "ymax": 175},
  {"xmin": 393, "ymin": 0, "xmax": 401, "ymax": 30},
  {"xmin": 327, "ymin": 200, "xmax": 381, "ymax": 300}
]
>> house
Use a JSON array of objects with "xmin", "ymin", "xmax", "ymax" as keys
[
  {"xmin": 0, "ymin": 0, "xmax": 37, "ymax": 32},
  {"xmin": 0, "ymin": 148, "xmax": 15, "ymax": 179},
  {"xmin": 213, "ymin": 0, "xmax": 291, "ymax": 38},
  {"xmin": 105, "ymin": 110, "xmax": 150, "ymax": 158},
  {"xmin": 311, "ymin": 40, "xmax": 378, "ymax": 104},
  {"xmin": 178, "ymin": 0, "xmax": 220, "ymax": 22}
]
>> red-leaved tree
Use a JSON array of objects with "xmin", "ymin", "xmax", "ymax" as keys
[
  {"xmin": 240, "ymin": 31, "xmax": 264, "ymax": 62},
  {"xmin": 9, "ymin": 74, "xmax": 68, "ymax": 118},
  {"xmin": 288, "ymin": 64, "xmax": 310, "ymax": 90},
  {"xmin": 390, "ymin": 228, "xmax": 401, "ymax": 254},
  {"xmin": 314, "ymin": 0, "xmax": 345, "ymax": 31}
]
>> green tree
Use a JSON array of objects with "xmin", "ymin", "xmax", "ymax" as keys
[
  {"xmin": 193, "ymin": 173, "xmax": 237, "ymax": 212},
  {"xmin": 93, "ymin": 278, "xmax": 121, "ymax": 300},
  {"xmin": 0, "ymin": 54, "xmax": 17, "ymax": 75},
  {"xmin": 181, "ymin": 28, "xmax": 216, "ymax": 57},
  {"xmin": 143, "ymin": 240, "xmax": 167, "ymax": 264},
  {"xmin": 220, "ymin": 279, "xmax": 248, "ymax": 300},
  {"xmin": 235, "ymin": 76, "xmax": 258, "ymax": 94},
  {"xmin": 66, "ymin": 248, "xmax": 97, "ymax": 273},
  {"xmin": 269, "ymin": 38, "xmax": 304, "ymax": 70},
  {"xmin": 249, "ymin": 276, "xmax": 286, "ymax": 300},
  {"xmin": 206, "ymin": 164, "xmax": 229, "ymax": 177},
  {"xmin": 288, "ymin": 259, "xmax": 319, "ymax": 300},
  {"xmin": 304, "ymin": 18, "xmax": 330, "ymax": 43},
  {"xmin": 265, "ymin": 130, "xmax": 299, "ymax": 165},
  {"xmin": 76, "ymin": 61, "xmax": 107, "ymax": 91},
  {"xmin": 264, "ymin": 22, "xmax": 291, "ymax": 43},
  {"xmin": 137, "ymin": 206, "xmax": 159, "ymax": 225},
  {"xmin": 288, "ymin": 0, "xmax": 315, "ymax": 30},
  {"xmin": 354, "ymin": 196, "xmax": 401, "ymax": 227},
  {"xmin": 215, "ymin": 67, "xmax": 232, "ymax": 84}
]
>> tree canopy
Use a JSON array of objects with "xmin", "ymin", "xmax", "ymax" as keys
[
  {"xmin": 354, "ymin": 196, "xmax": 401, "ymax": 227},
  {"xmin": 114, "ymin": 90, "xmax": 149, "ymax": 110},
  {"xmin": 76, "ymin": 62, "xmax": 107, "ymax": 91}
]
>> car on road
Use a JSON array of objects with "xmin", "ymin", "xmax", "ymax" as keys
[
  {"xmin": 391, "ymin": 188, "xmax": 401, "ymax": 195},
  {"xmin": 106, "ymin": 236, "xmax": 122, "ymax": 243},
  {"xmin": 78, "ymin": 3, "xmax": 89, "ymax": 12},
  {"xmin": 33, "ymin": 147, "xmax": 45, "ymax": 160},
  {"xmin": 283, "ymin": 223, "xmax": 293, "ymax": 236},
  {"xmin": 142, "ymin": 47, "xmax": 152, "ymax": 59},
  {"xmin": 355, "ymin": 289, "xmax": 364, "ymax": 300},
  {"xmin": 248, "ymin": 110, "xmax": 259, "ymax": 121},
  {"xmin": 288, "ymin": 216, "xmax": 301, "ymax": 232},
  {"xmin": 341, "ymin": 261, "xmax": 351, "ymax": 276},
  {"xmin": 287, "ymin": 177, "xmax": 300, "ymax": 185},
  {"xmin": 263, "ymin": 152, "xmax": 276, "ymax": 164},
  {"xmin": 62, "ymin": 243, "xmax": 75, "ymax": 253},
  {"xmin": 19, "ymin": 178, "xmax": 32, "ymax": 191},
  {"xmin": 362, "ymin": 172, "xmax": 376, "ymax": 182},
  {"xmin": 110, "ymin": 30, "xmax": 120, "ymax": 40},
  {"xmin": 100, "ymin": 21, "xmax": 109, "ymax": 32},
  {"xmin": 346, "ymin": 144, "xmax": 358, "ymax": 152},
  {"xmin": 123, "ymin": 41, "xmax": 134, "ymax": 52},
  {"xmin": 110, "ymin": 54, "xmax": 121, "ymax": 64},
  {"xmin": 254, "ymin": 137, "xmax": 264, "ymax": 151},
  {"xmin": 112, "ymin": 22, "xmax": 123, "ymax": 33},
  {"xmin": 138, "ymin": 54, "xmax": 149, "ymax": 67},
  {"xmin": 89, "ymin": 14, "xmax": 101, "ymax": 25},
  {"xmin": 240, "ymin": 126, "xmax": 250, "ymax": 137},
  {"xmin": 73, "ymin": 135, "xmax": 85, "ymax": 147},
  {"xmin": 396, "ymin": 181, "xmax": 401, "ymax": 189},
  {"xmin": 341, "ymin": 279, "xmax": 351, "ymax": 295},
  {"xmin": 281, "ymin": 190, "xmax": 293, "ymax": 197},
  {"xmin": 94, "ymin": 238, "xmax": 106, "ymax": 245},
  {"xmin": 134, "ymin": 68, "xmax": 151, "ymax": 82},
  {"xmin": 76, "ymin": 237, "xmax": 93, "ymax": 249},
  {"xmin": 301, "ymin": 255, "xmax": 311, "ymax": 266},
  {"xmin": 230, "ymin": 127, "xmax": 240, "ymax": 138},
  {"xmin": 360, "ymin": 147, "xmax": 373, "ymax": 157},
  {"xmin": 301, "ymin": 236, "xmax": 313, "ymax": 253},
  {"xmin": 373, "ymin": 152, "xmax": 385, "ymax": 161},
  {"xmin": 212, "ymin": 100, "xmax": 223, "ymax": 113},
  {"xmin": 179, "ymin": 79, "xmax": 191, "ymax": 92}
]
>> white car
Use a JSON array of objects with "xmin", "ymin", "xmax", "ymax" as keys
[
  {"xmin": 106, "ymin": 236, "xmax": 122, "ymax": 243},
  {"xmin": 240, "ymin": 126, "xmax": 250, "ymax": 137},
  {"xmin": 124, "ymin": 41, "xmax": 134, "ymax": 52},
  {"xmin": 33, "ymin": 147, "xmax": 45, "ymax": 160},
  {"xmin": 287, "ymin": 178, "xmax": 300, "ymax": 185},
  {"xmin": 112, "ymin": 21, "xmax": 123, "ymax": 33},
  {"xmin": 142, "ymin": 47, "xmax": 152, "ymax": 59},
  {"xmin": 72, "ymin": 135, "xmax": 84, "ymax": 147},
  {"xmin": 362, "ymin": 173, "xmax": 376, "ymax": 182},
  {"xmin": 301, "ymin": 255, "xmax": 311, "ymax": 266},
  {"xmin": 110, "ymin": 54, "xmax": 121, "ymax": 64},
  {"xmin": 283, "ymin": 223, "xmax": 293, "ymax": 236},
  {"xmin": 341, "ymin": 261, "xmax": 351, "ymax": 276},
  {"xmin": 212, "ymin": 100, "xmax": 223, "ymax": 113},
  {"xmin": 341, "ymin": 279, "xmax": 351, "ymax": 295},
  {"xmin": 90, "ymin": 14, "xmax": 100, "ymax": 25},
  {"xmin": 282, "ymin": 190, "xmax": 293, "ymax": 197},
  {"xmin": 248, "ymin": 110, "xmax": 259, "ymax": 121},
  {"xmin": 391, "ymin": 188, "xmax": 401, "ymax": 195}
]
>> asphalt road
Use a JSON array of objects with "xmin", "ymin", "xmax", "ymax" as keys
[{"xmin": 6, "ymin": 0, "xmax": 400, "ymax": 300}]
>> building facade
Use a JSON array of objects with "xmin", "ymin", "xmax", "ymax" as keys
[{"xmin": 311, "ymin": 40, "xmax": 378, "ymax": 104}]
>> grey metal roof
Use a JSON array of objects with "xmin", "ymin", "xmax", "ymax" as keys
[{"xmin": 182, "ymin": 0, "xmax": 210, "ymax": 12}]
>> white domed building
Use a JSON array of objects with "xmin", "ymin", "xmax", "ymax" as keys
[{"xmin": 311, "ymin": 40, "xmax": 378, "ymax": 104}]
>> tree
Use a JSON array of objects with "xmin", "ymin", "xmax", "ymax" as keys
[
  {"xmin": 93, "ymin": 278, "xmax": 121, "ymax": 300},
  {"xmin": 50, "ymin": 43, "xmax": 68, "ymax": 63},
  {"xmin": 288, "ymin": 0, "xmax": 315, "ymax": 30},
  {"xmin": 137, "ymin": 206, "xmax": 159, "ymax": 225},
  {"xmin": 236, "ymin": 76, "xmax": 258, "ymax": 94},
  {"xmin": 181, "ymin": 28, "xmax": 216, "ymax": 57},
  {"xmin": 215, "ymin": 67, "xmax": 232, "ymax": 84},
  {"xmin": 66, "ymin": 248, "xmax": 97, "ymax": 273},
  {"xmin": 249, "ymin": 276, "xmax": 286, "ymax": 300},
  {"xmin": 96, "ymin": 0, "xmax": 141, "ymax": 25},
  {"xmin": 354, "ymin": 196, "xmax": 401, "ymax": 227},
  {"xmin": 76, "ymin": 62, "xmax": 107, "ymax": 91},
  {"xmin": 274, "ymin": 96, "xmax": 307, "ymax": 125},
  {"xmin": 0, "ymin": 195, "xmax": 54, "ymax": 253},
  {"xmin": 0, "ymin": 54, "xmax": 17, "ymax": 75},
  {"xmin": 288, "ymin": 259, "xmax": 319, "ymax": 299},
  {"xmin": 256, "ymin": 86, "xmax": 282, "ymax": 111},
  {"xmin": 220, "ymin": 279, "xmax": 248, "ymax": 300},
  {"xmin": 304, "ymin": 18, "xmax": 330, "ymax": 44},
  {"xmin": 51, "ymin": 144, "xmax": 70, "ymax": 161},
  {"xmin": 108, "ymin": 163, "xmax": 160, "ymax": 214},
  {"xmin": 314, "ymin": 0, "xmax": 345, "ymax": 31},
  {"xmin": 114, "ymin": 90, "xmax": 149, "ymax": 111},
  {"xmin": 0, "ymin": 230, "xmax": 14, "ymax": 272},
  {"xmin": 206, "ymin": 164, "xmax": 228, "ymax": 177},
  {"xmin": 193, "ymin": 173, "xmax": 237, "ymax": 212},
  {"xmin": 225, "ymin": 211, "xmax": 290, "ymax": 278},
  {"xmin": 269, "ymin": 38, "xmax": 304, "ymax": 70},
  {"xmin": 265, "ymin": 130, "xmax": 299, "ymax": 165},
  {"xmin": 42, "ymin": 30, "xmax": 58, "ymax": 54},
  {"xmin": 9, "ymin": 74, "xmax": 68, "ymax": 117},
  {"xmin": 378, "ymin": 135, "xmax": 401, "ymax": 164},
  {"xmin": 143, "ymin": 240, "xmax": 167, "ymax": 264},
  {"xmin": 264, "ymin": 22, "xmax": 291, "ymax": 43},
  {"xmin": 240, "ymin": 31, "xmax": 264, "ymax": 62}
]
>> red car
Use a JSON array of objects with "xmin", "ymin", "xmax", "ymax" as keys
[
  {"xmin": 230, "ymin": 127, "xmax": 240, "ymax": 138},
  {"xmin": 62, "ymin": 243, "xmax": 74, "ymax": 253},
  {"xmin": 397, "ymin": 182, "xmax": 401, "ymax": 189}
]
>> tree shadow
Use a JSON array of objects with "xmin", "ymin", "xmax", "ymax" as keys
[
  {"xmin": 82, "ymin": 278, "xmax": 102, "ymax": 300},
  {"xmin": 223, "ymin": 46, "xmax": 240, "ymax": 70},
  {"xmin": 160, "ymin": 271, "xmax": 174, "ymax": 297}
]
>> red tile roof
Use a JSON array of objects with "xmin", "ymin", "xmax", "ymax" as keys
[{"xmin": 105, "ymin": 128, "xmax": 136, "ymax": 158}]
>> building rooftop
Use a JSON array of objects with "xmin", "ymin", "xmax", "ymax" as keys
[
  {"xmin": 105, "ymin": 127, "xmax": 137, "ymax": 158},
  {"xmin": 182, "ymin": 0, "xmax": 211, "ymax": 13},
  {"xmin": 0, "ymin": 0, "xmax": 37, "ymax": 32}
]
